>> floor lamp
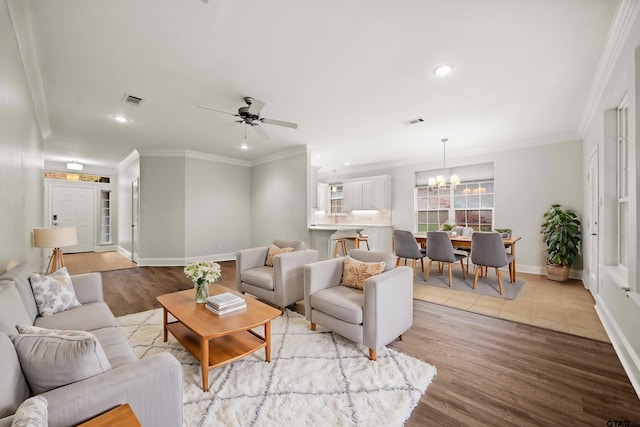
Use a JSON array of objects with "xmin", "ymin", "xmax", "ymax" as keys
[{"xmin": 33, "ymin": 226, "xmax": 78, "ymax": 274}]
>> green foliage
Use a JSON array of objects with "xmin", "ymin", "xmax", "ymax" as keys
[
  {"xmin": 541, "ymin": 204, "xmax": 582, "ymax": 266},
  {"xmin": 441, "ymin": 223, "xmax": 455, "ymax": 231}
]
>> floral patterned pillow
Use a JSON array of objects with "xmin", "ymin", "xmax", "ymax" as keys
[
  {"xmin": 10, "ymin": 396, "xmax": 47, "ymax": 427},
  {"xmin": 265, "ymin": 244, "xmax": 294, "ymax": 267},
  {"xmin": 341, "ymin": 255, "xmax": 385, "ymax": 290},
  {"xmin": 28, "ymin": 267, "xmax": 80, "ymax": 316}
]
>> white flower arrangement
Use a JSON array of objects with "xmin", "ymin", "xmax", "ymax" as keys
[{"xmin": 184, "ymin": 261, "xmax": 221, "ymax": 284}]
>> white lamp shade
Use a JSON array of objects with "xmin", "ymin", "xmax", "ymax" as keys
[{"xmin": 33, "ymin": 227, "xmax": 78, "ymax": 249}]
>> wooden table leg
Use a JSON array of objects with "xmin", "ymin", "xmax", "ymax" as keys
[
  {"xmin": 510, "ymin": 242, "xmax": 517, "ymax": 282},
  {"xmin": 162, "ymin": 309, "xmax": 168, "ymax": 342},
  {"xmin": 265, "ymin": 321, "xmax": 271, "ymax": 363},
  {"xmin": 202, "ymin": 337, "xmax": 209, "ymax": 391}
]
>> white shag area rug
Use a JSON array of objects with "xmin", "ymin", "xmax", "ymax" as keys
[{"xmin": 117, "ymin": 308, "xmax": 437, "ymax": 427}]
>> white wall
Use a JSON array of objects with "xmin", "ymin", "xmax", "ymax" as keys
[
  {"xmin": 322, "ymin": 139, "xmax": 583, "ymax": 274},
  {"xmin": 185, "ymin": 155, "xmax": 251, "ymax": 260},
  {"xmin": 0, "ymin": 2, "xmax": 44, "ymax": 272},
  {"xmin": 139, "ymin": 155, "xmax": 186, "ymax": 263},
  {"xmin": 116, "ymin": 151, "xmax": 140, "ymax": 256},
  {"xmin": 582, "ymin": 8, "xmax": 640, "ymax": 397},
  {"xmin": 134, "ymin": 150, "xmax": 252, "ymax": 264},
  {"xmin": 250, "ymin": 148, "xmax": 310, "ymax": 247}
]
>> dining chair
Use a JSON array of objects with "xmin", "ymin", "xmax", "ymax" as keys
[
  {"xmin": 393, "ymin": 229, "xmax": 426, "ymax": 272},
  {"xmin": 425, "ymin": 231, "xmax": 467, "ymax": 287},
  {"xmin": 470, "ymin": 232, "xmax": 515, "ymax": 295}
]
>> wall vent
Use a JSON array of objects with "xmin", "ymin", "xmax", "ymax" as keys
[
  {"xmin": 122, "ymin": 94, "xmax": 144, "ymax": 105},
  {"xmin": 402, "ymin": 118, "xmax": 424, "ymax": 126}
]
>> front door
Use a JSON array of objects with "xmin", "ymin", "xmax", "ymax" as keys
[
  {"xmin": 587, "ymin": 148, "xmax": 599, "ymax": 294},
  {"xmin": 51, "ymin": 185, "xmax": 95, "ymax": 253}
]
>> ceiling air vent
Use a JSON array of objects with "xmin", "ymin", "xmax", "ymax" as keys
[
  {"xmin": 122, "ymin": 94, "xmax": 144, "ymax": 105},
  {"xmin": 402, "ymin": 118, "xmax": 424, "ymax": 126}
]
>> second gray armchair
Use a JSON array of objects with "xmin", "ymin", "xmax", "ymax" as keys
[
  {"xmin": 304, "ymin": 249, "xmax": 413, "ymax": 361},
  {"xmin": 236, "ymin": 239, "xmax": 318, "ymax": 310}
]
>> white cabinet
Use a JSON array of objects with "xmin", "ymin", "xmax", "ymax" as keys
[
  {"xmin": 317, "ymin": 183, "xmax": 328, "ymax": 211},
  {"xmin": 343, "ymin": 176, "xmax": 391, "ymax": 211}
]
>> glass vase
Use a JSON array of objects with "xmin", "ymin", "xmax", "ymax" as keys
[{"xmin": 194, "ymin": 280, "xmax": 209, "ymax": 303}]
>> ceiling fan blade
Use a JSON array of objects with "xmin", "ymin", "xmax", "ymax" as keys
[
  {"xmin": 197, "ymin": 104, "xmax": 238, "ymax": 116},
  {"xmin": 260, "ymin": 117, "xmax": 298, "ymax": 129},
  {"xmin": 251, "ymin": 124, "xmax": 270, "ymax": 139},
  {"xmin": 246, "ymin": 97, "xmax": 265, "ymax": 116}
]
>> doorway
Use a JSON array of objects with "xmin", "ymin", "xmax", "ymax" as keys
[
  {"xmin": 51, "ymin": 185, "xmax": 95, "ymax": 253},
  {"xmin": 587, "ymin": 148, "xmax": 599, "ymax": 294},
  {"xmin": 131, "ymin": 178, "xmax": 140, "ymax": 262}
]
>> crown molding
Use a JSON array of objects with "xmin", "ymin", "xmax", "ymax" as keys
[
  {"xmin": 137, "ymin": 148, "xmax": 251, "ymax": 167},
  {"xmin": 7, "ymin": 0, "xmax": 51, "ymax": 138},
  {"xmin": 579, "ymin": 0, "xmax": 640, "ymax": 135},
  {"xmin": 117, "ymin": 149, "xmax": 140, "ymax": 171},
  {"xmin": 250, "ymin": 145, "xmax": 308, "ymax": 167}
]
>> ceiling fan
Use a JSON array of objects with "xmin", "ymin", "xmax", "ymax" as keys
[{"xmin": 198, "ymin": 97, "xmax": 298, "ymax": 138}]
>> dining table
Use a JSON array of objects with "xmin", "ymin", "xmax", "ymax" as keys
[{"xmin": 412, "ymin": 232, "xmax": 522, "ymax": 281}]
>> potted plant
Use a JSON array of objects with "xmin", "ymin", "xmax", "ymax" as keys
[{"xmin": 540, "ymin": 204, "xmax": 581, "ymax": 281}]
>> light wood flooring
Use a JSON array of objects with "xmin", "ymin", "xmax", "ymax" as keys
[
  {"xmin": 91, "ymin": 262, "xmax": 640, "ymax": 425},
  {"xmin": 64, "ymin": 251, "xmax": 137, "ymax": 274}
]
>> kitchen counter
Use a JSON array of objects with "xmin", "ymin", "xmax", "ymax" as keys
[{"xmin": 309, "ymin": 225, "xmax": 393, "ymax": 258}]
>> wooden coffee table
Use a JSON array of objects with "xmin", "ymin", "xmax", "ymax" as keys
[{"xmin": 157, "ymin": 284, "xmax": 281, "ymax": 391}]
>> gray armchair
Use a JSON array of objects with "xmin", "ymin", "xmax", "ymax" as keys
[
  {"xmin": 304, "ymin": 249, "xmax": 413, "ymax": 361},
  {"xmin": 236, "ymin": 239, "xmax": 318, "ymax": 310}
]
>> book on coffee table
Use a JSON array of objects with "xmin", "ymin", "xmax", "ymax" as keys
[
  {"xmin": 205, "ymin": 302, "xmax": 246, "ymax": 315},
  {"xmin": 206, "ymin": 292, "xmax": 244, "ymax": 309}
]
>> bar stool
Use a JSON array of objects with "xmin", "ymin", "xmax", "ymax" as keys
[
  {"xmin": 355, "ymin": 234, "xmax": 370, "ymax": 250},
  {"xmin": 332, "ymin": 238, "xmax": 348, "ymax": 257}
]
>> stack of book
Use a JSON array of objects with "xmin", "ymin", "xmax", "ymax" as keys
[{"xmin": 205, "ymin": 292, "xmax": 246, "ymax": 315}]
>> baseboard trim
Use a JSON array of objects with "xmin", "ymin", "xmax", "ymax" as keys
[
  {"xmin": 595, "ymin": 295, "xmax": 640, "ymax": 399},
  {"xmin": 136, "ymin": 253, "xmax": 236, "ymax": 267}
]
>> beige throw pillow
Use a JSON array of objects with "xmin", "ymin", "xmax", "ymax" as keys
[
  {"xmin": 12, "ymin": 325, "xmax": 111, "ymax": 394},
  {"xmin": 341, "ymin": 255, "xmax": 385, "ymax": 290},
  {"xmin": 265, "ymin": 244, "xmax": 294, "ymax": 267}
]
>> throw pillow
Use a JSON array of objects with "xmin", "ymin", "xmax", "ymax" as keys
[
  {"xmin": 10, "ymin": 396, "xmax": 47, "ymax": 427},
  {"xmin": 265, "ymin": 244, "xmax": 294, "ymax": 267},
  {"xmin": 29, "ymin": 267, "xmax": 80, "ymax": 317},
  {"xmin": 12, "ymin": 325, "xmax": 111, "ymax": 394},
  {"xmin": 341, "ymin": 255, "xmax": 385, "ymax": 290}
]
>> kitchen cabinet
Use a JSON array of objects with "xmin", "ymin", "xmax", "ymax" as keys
[{"xmin": 343, "ymin": 176, "xmax": 391, "ymax": 211}]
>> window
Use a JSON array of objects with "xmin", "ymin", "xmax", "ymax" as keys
[
  {"xmin": 417, "ymin": 180, "xmax": 494, "ymax": 232},
  {"xmin": 617, "ymin": 101, "xmax": 628, "ymax": 267},
  {"xmin": 99, "ymin": 190, "xmax": 111, "ymax": 244}
]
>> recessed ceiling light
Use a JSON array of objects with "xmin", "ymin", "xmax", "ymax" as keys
[
  {"xmin": 66, "ymin": 161, "xmax": 83, "ymax": 171},
  {"xmin": 112, "ymin": 115, "xmax": 130, "ymax": 123},
  {"xmin": 345, "ymin": 162, "xmax": 350, "ymax": 166},
  {"xmin": 433, "ymin": 64, "xmax": 454, "ymax": 77}
]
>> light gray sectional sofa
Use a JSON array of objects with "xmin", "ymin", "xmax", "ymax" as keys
[{"xmin": 0, "ymin": 264, "xmax": 183, "ymax": 427}]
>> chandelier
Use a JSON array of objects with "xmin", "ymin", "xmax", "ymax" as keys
[{"xmin": 428, "ymin": 138, "xmax": 460, "ymax": 189}]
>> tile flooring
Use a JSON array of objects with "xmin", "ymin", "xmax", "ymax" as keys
[{"xmin": 413, "ymin": 271, "xmax": 610, "ymax": 342}]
